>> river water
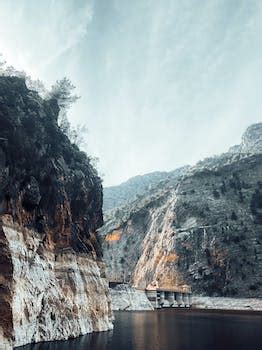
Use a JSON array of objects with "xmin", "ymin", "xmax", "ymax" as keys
[{"xmin": 20, "ymin": 309, "xmax": 262, "ymax": 350}]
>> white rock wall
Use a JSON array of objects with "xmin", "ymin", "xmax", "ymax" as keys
[
  {"xmin": 110, "ymin": 285, "xmax": 153, "ymax": 311},
  {"xmin": 192, "ymin": 296, "xmax": 262, "ymax": 311},
  {"xmin": 2, "ymin": 221, "xmax": 113, "ymax": 348},
  {"xmin": 0, "ymin": 327, "xmax": 12, "ymax": 350}
]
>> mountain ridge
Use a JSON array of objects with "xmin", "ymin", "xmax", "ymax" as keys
[
  {"xmin": 100, "ymin": 122, "xmax": 262, "ymax": 298},
  {"xmin": 103, "ymin": 122, "xmax": 262, "ymax": 213}
]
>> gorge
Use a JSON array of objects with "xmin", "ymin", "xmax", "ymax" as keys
[
  {"xmin": 0, "ymin": 75, "xmax": 262, "ymax": 350},
  {"xmin": 101, "ymin": 123, "xmax": 262, "ymax": 310},
  {"xmin": 1, "ymin": 1, "xmax": 262, "ymax": 348}
]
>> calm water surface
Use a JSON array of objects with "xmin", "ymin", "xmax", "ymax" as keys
[{"xmin": 20, "ymin": 309, "xmax": 262, "ymax": 350}]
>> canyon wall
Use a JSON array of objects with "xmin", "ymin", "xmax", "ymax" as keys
[
  {"xmin": 100, "ymin": 123, "xmax": 262, "ymax": 298},
  {"xmin": 0, "ymin": 76, "xmax": 113, "ymax": 348}
]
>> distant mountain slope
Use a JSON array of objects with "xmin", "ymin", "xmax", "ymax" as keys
[
  {"xmin": 100, "ymin": 123, "xmax": 262, "ymax": 298},
  {"xmin": 103, "ymin": 167, "xmax": 189, "ymax": 211},
  {"xmin": 103, "ymin": 123, "xmax": 262, "ymax": 213}
]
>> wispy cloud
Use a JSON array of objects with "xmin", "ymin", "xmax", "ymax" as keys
[
  {"xmin": 0, "ymin": 0, "xmax": 93, "ymax": 80},
  {"xmin": 0, "ymin": 0, "xmax": 261, "ymax": 185}
]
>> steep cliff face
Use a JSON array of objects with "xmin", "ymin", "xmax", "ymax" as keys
[
  {"xmin": 100, "ymin": 123, "xmax": 262, "ymax": 298},
  {"xmin": 102, "ymin": 188, "xmax": 173, "ymax": 283},
  {"xmin": 0, "ymin": 76, "xmax": 113, "ymax": 348}
]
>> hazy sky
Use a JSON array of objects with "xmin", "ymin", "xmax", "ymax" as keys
[{"xmin": 0, "ymin": 0, "xmax": 261, "ymax": 186}]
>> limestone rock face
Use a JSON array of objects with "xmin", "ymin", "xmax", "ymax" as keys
[
  {"xmin": 1, "ymin": 217, "xmax": 113, "ymax": 349},
  {"xmin": 0, "ymin": 76, "xmax": 113, "ymax": 348},
  {"xmin": 100, "ymin": 123, "xmax": 262, "ymax": 298},
  {"xmin": 110, "ymin": 284, "xmax": 153, "ymax": 311},
  {"xmin": 191, "ymin": 296, "xmax": 262, "ymax": 311}
]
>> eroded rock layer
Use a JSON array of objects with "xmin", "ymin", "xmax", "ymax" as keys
[
  {"xmin": 109, "ymin": 284, "xmax": 153, "ymax": 311},
  {"xmin": 100, "ymin": 123, "xmax": 262, "ymax": 298},
  {"xmin": 0, "ymin": 76, "xmax": 113, "ymax": 348}
]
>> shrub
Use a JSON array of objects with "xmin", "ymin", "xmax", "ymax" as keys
[
  {"xmin": 213, "ymin": 189, "xmax": 220, "ymax": 199},
  {"xmin": 231, "ymin": 211, "xmax": 238, "ymax": 221}
]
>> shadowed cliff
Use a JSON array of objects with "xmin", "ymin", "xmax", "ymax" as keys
[
  {"xmin": 0, "ymin": 75, "xmax": 113, "ymax": 348},
  {"xmin": 0, "ymin": 75, "xmax": 103, "ymax": 255}
]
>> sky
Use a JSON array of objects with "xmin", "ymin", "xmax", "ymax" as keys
[{"xmin": 0, "ymin": 0, "xmax": 261, "ymax": 186}]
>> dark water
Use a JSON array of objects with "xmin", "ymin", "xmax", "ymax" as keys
[{"xmin": 20, "ymin": 309, "xmax": 262, "ymax": 350}]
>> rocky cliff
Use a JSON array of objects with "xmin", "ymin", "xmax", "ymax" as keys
[
  {"xmin": 0, "ymin": 76, "xmax": 113, "ymax": 349},
  {"xmin": 100, "ymin": 123, "xmax": 262, "ymax": 298}
]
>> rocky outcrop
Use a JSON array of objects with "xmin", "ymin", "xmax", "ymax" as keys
[
  {"xmin": 110, "ymin": 284, "xmax": 153, "ymax": 311},
  {"xmin": 191, "ymin": 296, "xmax": 262, "ymax": 311},
  {"xmin": 1, "ymin": 217, "xmax": 112, "ymax": 349},
  {"xmin": 229, "ymin": 123, "xmax": 262, "ymax": 154},
  {"xmin": 100, "ymin": 123, "xmax": 262, "ymax": 299},
  {"xmin": 0, "ymin": 76, "xmax": 113, "ymax": 348}
]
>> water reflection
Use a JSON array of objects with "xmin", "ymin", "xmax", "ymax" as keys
[
  {"xmin": 21, "ymin": 331, "xmax": 114, "ymax": 350},
  {"xmin": 19, "ymin": 309, "xmax": 262, "ymax": 350}
]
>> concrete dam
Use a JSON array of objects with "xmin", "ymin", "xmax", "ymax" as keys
[
  {"xmin": 109, "ymin": 282, "xmax": 192, "ymax": 309},
  {"xmin": 146, "ymin": 288, "xmax": 192, "ymax": 309}
]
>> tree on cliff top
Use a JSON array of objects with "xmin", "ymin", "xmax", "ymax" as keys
[
  {"xmin": 48, "ymin": 77, "xmax": 79, "ymax": 109},
  {"xmin": 0, "ymin": 55, "xmax": 88, "ymax": 148},
  {"xmin": 48, "ymin": 78, "xmax": 87, "ymax": 147}
]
